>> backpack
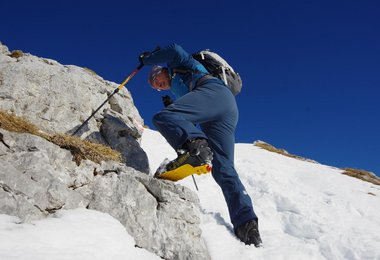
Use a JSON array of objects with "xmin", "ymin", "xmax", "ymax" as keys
[{"xmin": 192, "ymin": 50, "xmax": 242, "ymax": 95}]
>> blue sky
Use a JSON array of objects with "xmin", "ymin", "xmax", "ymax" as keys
[{"xmin": 1, "ymin": 1, "xmax": 379, "ymax": 176}]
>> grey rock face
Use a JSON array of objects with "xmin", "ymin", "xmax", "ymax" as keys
[
  {"xmin": 0, "ymin": 42, "xmax": 10, "ymax": 55},
  {"xmin": 0, "ymin": 42, "xmax": 147, "ymax": 172},
  {"xmin": 101, "ymin": 113, "xmax": 149, "ymax": 173},
  {"xmin": 89, "ymin": 165, "xmax": 208, "ymax": 260},
  {"xmin": 0, "ymin": 130, "xmax": 90, "ymax": 221},
  {"xmin": 0, "ymin": 129, "xmax": 209, "ymax": 259}
]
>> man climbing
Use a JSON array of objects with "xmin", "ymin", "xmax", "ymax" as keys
[{"xmin": 139, "ymin": 43, "xmax": 262, "ymax": 247}]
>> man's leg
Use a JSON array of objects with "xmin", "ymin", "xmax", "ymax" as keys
[
  {"xmin": 201, "ymin": 106, "xmax": 262, "ymax": 247},
  {"xmin": 201, "ymin": 118, "xmax": 258, "ymax": 229}
]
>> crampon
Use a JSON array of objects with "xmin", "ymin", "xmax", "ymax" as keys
[{"xmin": 154, "ymin": 159, "xmax": 212, "ymax": 182}]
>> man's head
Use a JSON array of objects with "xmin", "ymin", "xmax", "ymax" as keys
[{"xmin": 148, "ymin": 65, "xmax": 171, "ymax": 91}]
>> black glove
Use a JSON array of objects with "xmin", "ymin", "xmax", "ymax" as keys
[
  {"xmin": 138, "ymin": 51, "xmax": 151, "ymax": 64},
  {"xmin": 162, "ymin": 95, "xmax": 173, "ymax": 107}
]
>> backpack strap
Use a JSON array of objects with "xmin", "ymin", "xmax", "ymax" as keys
[
  {"xmin": 172, "ymin": 68, "xmax": 206, "ymax": 91},
  {"xmin": 221, "ymin": 67, "xmax": 227, "ymax": 85},
  {"xmin": 195, "ymin": 74, "xmax": 215, "ymax": 87}
]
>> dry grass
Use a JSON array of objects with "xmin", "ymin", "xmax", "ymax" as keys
[
  {"xmin": 0, "ymin": 110, "xmax": 41, "ymax": 135},
  {"xmin": 9, "ymin": 50, "xmax": 24, "ymax": 59},
  {"xmin": 48, "ymin": 134, "xmax": 121, "ymax": 165},
  {"xmin": 342, "ymin": 168, "xmax": 380, "ymax": 186},
  {"xmin": 83, "ymin": 67, "xmax": 98, "ymax": 76},
  {"xmin": 254, "ymin": 140, "xmax": 315, "ymax": 162},
  {"xmin": 254, "ymin": 140, "xmax": 380, "ymax": 186},
  {"xmin": 0, "ymin": 110, "xmax": 121, "ymax": 165}
]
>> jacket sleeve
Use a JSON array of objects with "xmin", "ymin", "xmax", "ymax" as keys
[{"xmin": 142, "ymin": 43, "xmax": 190, "ymax": 68}]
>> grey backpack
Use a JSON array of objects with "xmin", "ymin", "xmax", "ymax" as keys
[{"xmin": 192, "ymin": 50, "xmax": 242, "ymax": 95}]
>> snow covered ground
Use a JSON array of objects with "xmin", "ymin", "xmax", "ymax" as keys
[
  {"xmin": 0, "ymin": 209, "xmax": 160, "ymax": 260},
  {"xmin": 142, "ymin": 129, "xmax": 380, "ymax": 260},
  {"xmin": 1, "ymin": 128, "xmax": 380, "ymax": 259}
]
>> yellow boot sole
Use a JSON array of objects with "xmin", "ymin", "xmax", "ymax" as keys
[{"xmin": 156, "ymin": 164, "xmax": 212, "ymax": 182}]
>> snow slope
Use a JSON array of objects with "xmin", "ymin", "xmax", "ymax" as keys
[
  {"xmin": 0, "ymin": 209, "xmax": 160, "ymax": 260},
  {"xmin": 141, "ymin": 129, "xmax": 380, "ymax": 260},
  {"xmin": 1, "ymin": 128, "xmax": 379, "ymax": 260}
]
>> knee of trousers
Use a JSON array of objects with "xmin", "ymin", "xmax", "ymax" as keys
[{"xmin": 211, "ymin": 159, "xmax": 238, "ymax": 184}]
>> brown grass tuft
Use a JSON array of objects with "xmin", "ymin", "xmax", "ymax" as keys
[
  {"xmin": 48, "ymin": 134, "xmax": 121, "ymax": 165},
  {"xmin": 0, "ymin": 110, "xmax": 40, "ymax": 135},
  {"xmin": 0, "ymin": 110, "xmax": 121, "ymax": 164},
  {"xmin": 254, "ymin": 140, "xmax": 316, "ymax": 163},
  {"xmin": 253, "ymin": 140, "xmax": 380, "ymax": 186},
  {"xmin": 9, "ymin": 50, "xmax": 24, "ymax": 59},
  {"xmin": 83, "ymin": 67, "xmax": 98, "ymax": 76},
  {"xmin": 342, "ymin": 168, "xmax": 380, "ymax": 186}
]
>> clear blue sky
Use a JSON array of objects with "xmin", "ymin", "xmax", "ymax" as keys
[{"xmin": 1, "ymin": 1, "xmax": 379, "ymax": 176}]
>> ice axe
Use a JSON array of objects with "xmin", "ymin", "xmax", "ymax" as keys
[{"xmin": 72, "ymin": 63, "xmax": 144, "ymax": 136}]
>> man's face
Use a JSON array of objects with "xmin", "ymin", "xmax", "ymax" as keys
[{"xmin": 152, "ymin": 69, "xmax": 170, "ymax": 91}]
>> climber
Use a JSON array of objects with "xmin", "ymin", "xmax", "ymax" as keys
[{"xmin": 138, "ymin": 43, "xmax": 262, "ymax": 247}]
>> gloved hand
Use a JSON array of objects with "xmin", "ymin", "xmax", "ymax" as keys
[
  {"xmin": 162, "ymin": 95, "xmax": 173, "ymax": 107},
  {"xmin": 138, "ymin": 51, "xmax": 151, "ymax": 64}
]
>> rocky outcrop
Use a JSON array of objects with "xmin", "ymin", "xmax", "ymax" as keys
[
  {"xmin": 0, "ymin": 42, "xmax": 210, "ymax": 260},
  {"xmin": 101, "ymin": 114, "xmax": 149, "ymax": 173},
  {"xmin": 0, "ymin": 129, "xmax": 91, "ymax": 221},
  {"xmin": 90, "ymin": 163, "xmax": 208, "ymax": 260},
  {"xmin": 0, "ymin": 42, "xmax": 148, "ymax": 173},
  {"xmin": 0, "ymin": 129, "xmax": 209, "ymax": 259}
]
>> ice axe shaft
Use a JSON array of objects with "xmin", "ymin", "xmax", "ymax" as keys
[{"xmin": 72, "ymin": 63, "xmax": 144, "ymax": 136}]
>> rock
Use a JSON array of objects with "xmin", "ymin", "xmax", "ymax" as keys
[
  {"xmin": 0, "ymin": 130, "xmax": 89, "ymax": 221},
  {"xmin": 0, "ymin": 41, "xmax": 148, "ymax": 173},
  {"xmin": 89, "ymin": 164, "xmax": 209, "ymax": 260},
  {"xmin": 0, "ymin": 130, "xmax": 209, "ymax": 259},
  {"xmin": 100, "ymin": 113, "xmax": 149, "ymax": 173},
  {"xmin": 0, "ymin": 42, "xmax": 10, "ymax": 55}
]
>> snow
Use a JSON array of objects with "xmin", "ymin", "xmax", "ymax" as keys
[
  {"xmin": 141, "ymin": 129, "xmax": 380, "ymax": 260},
  {"xmin": 1, "ymin": 128, "xmax": 380, "ymax": 259},
  {"xmin": 0, "ymin": 209, "xmax": 160, "ymax": 260}
]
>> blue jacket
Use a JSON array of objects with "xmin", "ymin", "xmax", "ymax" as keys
[{"xmin": 142, "ymin": 43, "xmax": 209, "ymax": 98}]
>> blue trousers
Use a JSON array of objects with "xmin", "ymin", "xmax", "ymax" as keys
[{"xmin": 153, "ymin": 78, "xmax": 258, "ymax": 229}]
